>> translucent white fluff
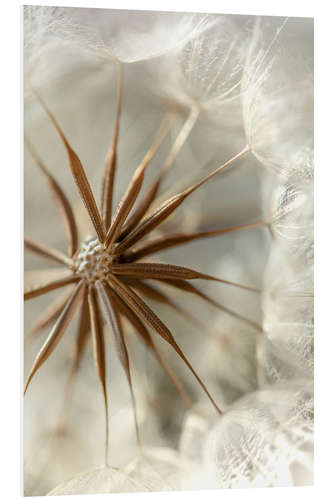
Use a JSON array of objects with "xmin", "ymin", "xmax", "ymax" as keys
[
  {"xmin": 242, "ymin": 18, "xmax": 313, "ymax": 176},
  {"xmin": 179, "ymin": 411, "xmax": 210, "ymax": 464},
  {"xmin": 46, "ymin": 7, "xmax": 212, "ymax": 63},
  {"xmin": 152, "ymin": 16, "xmax": 250, "ymax": 113},
  {"xmin": 269, "ymin": 149, "xmax": 313, "ymax": 263},
  {"xmin": 47, "ymin": 466, "xmax": 145, "ymax": 495},
  {"xmin": 201, "ymin": 318, "xmax": 260, "ymax": 402},
  {"xmin": 203, "ymin": 383, "xmax": 313, "ymax": 488},
  {"xmin": 48, "ymin": 447, "xmax": 198, "ymax": 495},
  {"xmin": 257, "ymin": 323, "xmax": 313, "ymax": 385},
  {"xmin": 24, "ymin": 6, "xmax": 83, "ymax": 97},
  {"xmin": 123, "ymin": 447, "xmax": 199, "ymax": 491},
  {"xmin": 260, "ymin": 156, "xmax": 313, "ymax": 384},
  {"xmin": 260, "ymin": 247, "xmax": 313, "ymax": 383}
]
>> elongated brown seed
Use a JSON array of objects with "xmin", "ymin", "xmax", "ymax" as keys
[
  {"xmin": 106, "ymin": 275, "xmax": 222, "ymax": 414},
  {"xmin": 24, "ymin": 275, "xmax": 79, "ymax": 301},
  {"xmin": 25, "ymin": 135, "xmax": 78, "ymax": 257},
  {"xmin": 24, "ymin": 280, "xmax": 86, "ymax": 394},
  {"xmin": 34, "ymin": 89, "xmax": 106, "ymax": 243}
]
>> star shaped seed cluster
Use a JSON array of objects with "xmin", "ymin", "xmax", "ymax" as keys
[{"xmin": 24, "ymin": 65, "xmax": 263, "ymax": 461}]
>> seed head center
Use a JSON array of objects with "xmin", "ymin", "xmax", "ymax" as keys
[{"xmin": 74, "ymin": 238, "xmax": 113, "ymax": 283}]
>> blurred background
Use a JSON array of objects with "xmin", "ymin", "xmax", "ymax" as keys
[{"xmin": 24, "ymin": 8, "xmax": 313, "ymax": 495}]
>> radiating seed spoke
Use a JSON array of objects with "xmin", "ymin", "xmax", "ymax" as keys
[
  {"xmin": 56, "ymin": 291, "xmax": 91, "ymax": 430},
  {"xmin": 34, "ymin": 89, "xmax": 106, "ymax": 243},
  {"xmin": 24, "ymin": 268, "xmax": 73, "ymax": 289},
  {"xmin": 24, "ymin": 287, "xmax": 74, "ymax": 347},
  {"xmin": 118, "ymin": 176, "xmax": 162, "ymax": 242},
  {"xmin": 24, "ymin": 280, "xmax": 86, "ymax": 394},
  {"xmin": 161, "ymin": 279, "xmax": 262, "ymax": 332},
  {"xmin": 123, "ymin": 278, "xmax": 205, "ymax": 329},
  {"xmin": 95, "ymin": 281, "xmax": 140, "ymax": 446},
  {"xmin": 24, "ymin": 275, "xmax": 79, "ymax": 301},
  {"xmin": 122, "ymin": 221, "xmax": 267, "ymax": 262},
  {"xmin": 25, "ymin": 135, "xmax": 78, "ymax": 257},
  {"xmin": 24, "ymin": 235, "xmax": 73, "ymax": 267},
  {"xmin": 87, "ymin": 285, "xmax": 109, "ymax": 464},
  {"xmin": 110, "ymin": 262, "xmax": 261, "ymax": 293},
  {"xmin": 72, "ymin": 292, "xmax": 91, "ymax": 372},
  {"xmin": 101, "ymin": 61, "xmax": 123, "ymax": 230}
]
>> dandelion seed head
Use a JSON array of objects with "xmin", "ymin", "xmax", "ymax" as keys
[{"xmin": 241, "ymin": 18, "xmax": 313, "ymax": 174}]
